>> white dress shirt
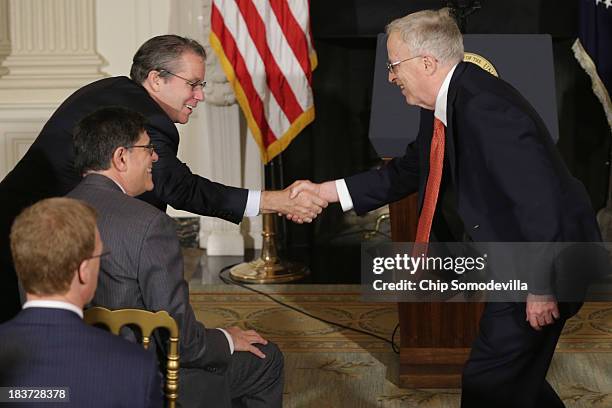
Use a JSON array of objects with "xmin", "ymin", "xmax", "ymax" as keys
[{"xmin": 23, "ymin": 299, "xmax": 83, "ymax": 319}]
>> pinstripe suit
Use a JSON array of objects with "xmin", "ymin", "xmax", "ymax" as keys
[
  {"xmin": 0, "ymin": 307, "xmax": 162, "ymax": 408},
  {"xmin": 67, "ymin": 174, "xmax": 283, "ymax": 408}
]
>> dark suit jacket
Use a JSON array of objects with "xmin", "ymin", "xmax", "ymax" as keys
[
  {"xmin": 0, "ymin": 76, "xmax": 248, "ymax": 322},
  {"xmin": 0, "ymin": 307, "xmax": 162, "ymax": 408},
  {"xmin": 346, "ymin": 62, "xmax": 601, "ymax": 294},
  {"xmin": 67, "ymin": 174, "xmax": 232, "ymax": 401}
]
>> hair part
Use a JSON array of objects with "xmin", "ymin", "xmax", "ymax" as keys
[
  {"xmin": 11, "ymin": 198, "xmax": 98, "ymax": 296},
  {"xmin": 386, "ymin": 8, "xmax": 464, "ymax": 66},
  {"xmin": 73, "ymin": 106, "xmax": 147, "ymax": 175},
  {"xmin": 130, "ymin": 34, "xmax": 206, "ymax": 84}
]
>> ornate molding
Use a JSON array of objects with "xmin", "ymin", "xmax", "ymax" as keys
[
  {"xmin": 0, "ymin": 0, "xmax": 105, "ymax": 89},
  {"xmin": 201, "ymin": 0, "xmax": 236, "ymax": 106},
  {"xmin": 0, "ymin": 0, "xmax": 10, "ymax": 75}
]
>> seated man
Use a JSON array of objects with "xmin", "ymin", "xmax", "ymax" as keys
[
  {"xmin": 0, "ymin": 197, "xmax": 162, "ymax": 408},
  {"xmin": 68, "ymin": 106, "xmax": 283, "ymax": 408}
]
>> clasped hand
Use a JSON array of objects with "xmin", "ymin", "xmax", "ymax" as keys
[{"xmin": 261, "ymin": 180, "xmax": 335, "ymax": 223}]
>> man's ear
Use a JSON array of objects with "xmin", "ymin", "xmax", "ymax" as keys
[
  {"xmin": 76, "ymin": 260, "xmax": 88, "ymax": 285},
  {"xmin": 111, "ymin": 147, "xmax": 128, "ymax": 172},
  {"xmin": 144, "ymin": 70, "xmax": 162, "ymax": 92},
  {"xmin": 423, "ymin": 55, "xmax": 437, "ymax": 75}
]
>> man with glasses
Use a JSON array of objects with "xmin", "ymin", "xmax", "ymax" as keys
[
  {"xmin": 289, "ymin": 8, "xmax": 601, "ymax": 407},
  {"xmin": 67, "ymin": 107, "xmax": 283, "ymax": 408},
  {"xmin": 0, "ymin": 197, "xmax": 163, "ymax": 407},
  {"xmin": 0, "ymin": 34, "xmax": 326, "ymax": 323}
]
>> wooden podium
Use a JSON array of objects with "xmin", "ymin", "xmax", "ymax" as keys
[{"xmin": 389, "ymin": 193, "xmax": 484, "ymax": 388}]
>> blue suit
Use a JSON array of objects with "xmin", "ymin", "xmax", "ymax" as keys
[{"xmin": 0, "ymin": 307, "xmax": 163, "ymax": 408}]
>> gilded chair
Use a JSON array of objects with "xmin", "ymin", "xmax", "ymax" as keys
[{"xmin": 84, "ymin": 307, "xmax": 179, "ymax": 408}]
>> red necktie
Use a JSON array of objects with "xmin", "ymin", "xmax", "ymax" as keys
[{"xmin": 415, "ymin": 117, "xmax": 445, "ymax": 244}]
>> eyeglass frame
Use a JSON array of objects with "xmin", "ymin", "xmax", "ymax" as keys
[
  {"xmin": 124, "ymin": 143, "xmax": 156, "ymax": 156},
  {"xmin": 85, "ymin": 250, "xmax": 111, "ymax": 260},
  {"xmin": 386, "ymin": 55, "xmax": 424, "ymax": 74},
  {"xmin": 158, "ymin": 69, "xmax": 206, "ymax": 91}
]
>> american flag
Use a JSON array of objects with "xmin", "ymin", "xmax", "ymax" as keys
[{"xmin": 210, "ymin": 0, "xmax": 317, "ymax": 163}]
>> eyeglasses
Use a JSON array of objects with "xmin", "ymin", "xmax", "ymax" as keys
[
  {"xmin": 125, "ymin": 144, "xmax": 156, "ymax": 156},
  {"xmin": 159, "ymin": 69, "xmax": 206, "ymax": 91},
  {"xmin": 386, "ymin": 55, "xmax": 423, "ymax": 73},
  {"xmin": 86, "ymin": 251, "xmax": 111, "ymax": 260}
]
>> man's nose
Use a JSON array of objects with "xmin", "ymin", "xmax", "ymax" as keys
[
  {"xmin": 194, "ymin": 86, "xmax": 204, "ymax": 101},
  {"xmin": 152, "ymin": 150, "xmax": 159, "ymax": 163},
  {"xmin": 388, "ymin": 70, "xmax": 396, "ymax": 83}
]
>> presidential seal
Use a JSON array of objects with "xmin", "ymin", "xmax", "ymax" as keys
[{"xmin": 464, "ymin": 52, "xmax": 499, "ymax": 77}]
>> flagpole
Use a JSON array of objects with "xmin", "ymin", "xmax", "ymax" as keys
[{"xmin": 229, "ymin": 155, "xmax": 310, "ymax": 283}]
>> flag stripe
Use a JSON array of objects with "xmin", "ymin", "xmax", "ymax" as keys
[
  {"xmin": 212, "ymin": 0, "xmax": 291, "ymax": 144},
  {"xmin": 237, "ymin": 0, "xmax": 303, "ymax": 121},
  {"xmin": 210, "ymin": 0, "xmax": 316, "ymax": 163},
  {"xmin": 252, "ymin": 0, "xmax": 312, "ymax": 112},
  {"xmin": 270, "ymin": 0, "xmax": 312, "ymax": 82},
  {"xmin": 220, "ymin": 0, "xmax": 292, "ymax": 140},
  {"xmin": 211, "ymin": 3, "xmax": 277, "ymax": 148}
]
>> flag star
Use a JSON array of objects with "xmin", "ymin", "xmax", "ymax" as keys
[
  {"xmin": 595, "ymin": 0, "xmax": 601, "ymax": 4},
  {"xmin": 605, "ymin": 0, "xmax": 612, "ymax": 8}
]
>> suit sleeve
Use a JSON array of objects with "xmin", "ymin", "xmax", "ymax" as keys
[
  {"xmin": 138, "ymin": 212, "xmax": 232, "ymax": 372},
  {"xmin": 145, "ymin": 120, "xmax": 249, "ymax": 224},
  {"xmin": 344, "ymin": 108, "xmax": 432, "ymax": 215},
  {"xmin": 344, "ymin": 144, "xmax": 419, "ymax": 215},
  {"xmin": 462, "ymin": 92, "xmax": 564, "ymax": 294}
]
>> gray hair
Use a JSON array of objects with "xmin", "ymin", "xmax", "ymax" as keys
[
  {"xmin": 130, "ymin": 35, "xmax": 206, "ymax": 84},
  {"xmin": 386, "ymin": 8, "xmax": 464, "ymax": 66}
]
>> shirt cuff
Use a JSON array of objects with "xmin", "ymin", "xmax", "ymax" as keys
[
  {"xmin": 217, "ymin": 328, "xmax": 234, "ymax": 354},
  {"xmin": 244, "ymin": 190, "xmax": 261, "ymax": 217},
  {"xmin": 335, "ymin": 179, "xmax": 354, "ymax": 212}
]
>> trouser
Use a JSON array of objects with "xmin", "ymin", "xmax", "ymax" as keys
[
  {"xmin": 178, "ymin": 341, "xmax": 284, "ymax": 408},
  {"xmin": 461, "ymin": 302, "xmax": 575, "ymax": 408}
]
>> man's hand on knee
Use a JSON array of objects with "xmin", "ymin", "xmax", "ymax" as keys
[{"xmin": 226, "ymin": 326, "xmax": 269, "ymax": 358}]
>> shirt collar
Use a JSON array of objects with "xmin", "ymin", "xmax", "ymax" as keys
[
  {"xmin": 23, "ymin": 300, "xmax": 83, "ymax": 319},
  {"xmin": 109, "ymin": 177, "xmax": 127, "ymax": 194},
  {"xmin": 434, "ymin": 63, "xmax": 459, "ymax": 126},
  {"xmin": 85, "ymin": 172, "xmax": 127, "ymax": 194}
]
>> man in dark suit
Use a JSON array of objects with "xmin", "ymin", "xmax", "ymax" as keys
[
  {"xmin": 0, "ymin": 197, "xmax": 162, "ymax": 408},
  {"xmin": 67, "ymin": 107, "xmax": 283, "ymax": 408},
  {"xmin": 0, "ymin": 34, "xmax": 326, "ymax": 323},
  {"xmin": 290, "ymin": 8, "xmax": 601, "ymax": 408}
]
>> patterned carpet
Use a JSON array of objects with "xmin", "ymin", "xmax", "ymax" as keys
[
  {"xmin": 189, "ymin": 286, "xmax": 612, "ymax": 407},
  {"xmin": 190, "ymin": 290, "xmax": 612, "ymax": 353}
]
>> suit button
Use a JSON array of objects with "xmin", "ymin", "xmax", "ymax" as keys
[
  {"xmin": 206, "ymin": 366, "xmax": 217, "ymax": 373},
  {"xmin": 473, "ymin": 224, "xmax": 479, "ymax": 229}
]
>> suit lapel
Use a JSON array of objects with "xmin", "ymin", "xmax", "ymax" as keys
[{"xmin": 445, "ymin": 62, "xmax": 468, "ymax": 189}]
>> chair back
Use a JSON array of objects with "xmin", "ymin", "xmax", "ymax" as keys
[{"xmin": 84, "ymin": 307, "xmax": 179, "ymax": 408}]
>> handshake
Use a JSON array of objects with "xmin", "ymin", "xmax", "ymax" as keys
[{"xmin": 260, "ymin": 180, "xmax": 340, "ymax": 223}]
